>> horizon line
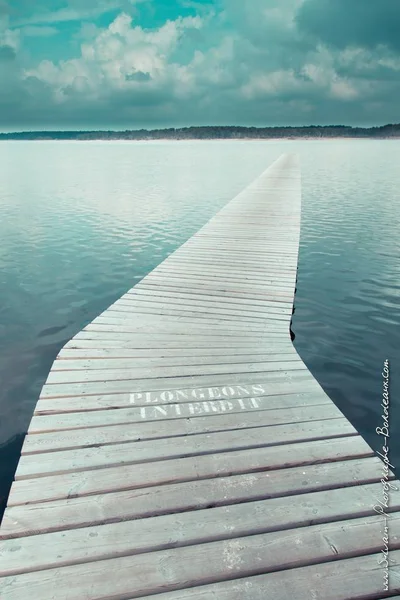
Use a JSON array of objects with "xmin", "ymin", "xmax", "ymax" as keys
[{"xmin": 1, "ymin": 123, "xmax": 400, "ymax": 135}]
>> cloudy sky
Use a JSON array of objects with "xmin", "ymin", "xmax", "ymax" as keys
[{"xmin": 1, "ymin": 0, "xmax": 399, "ymax": 130}]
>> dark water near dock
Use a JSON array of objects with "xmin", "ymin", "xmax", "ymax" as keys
[{"xmin": 0, "ymin": 140, "xmax": 399, "ymax": 517}]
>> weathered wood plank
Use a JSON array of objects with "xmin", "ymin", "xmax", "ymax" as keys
[
  {"xmin": 125, "ymin": 286, "xmax": 294, "ymax": 304},
  {"xmin": 152, "ymin": 269, "xmax": 296, "ymax": 285},
  {"xmin": 89, "ymin": 314, "xmax": 290, "ymax": 328},
  {"xmin": 113, "ymin": 301, "xmax": 291, "ymax": 318},
  {"xmin": 97, "ymin": 310, "xmax": 289, "ymax": 327},
  {"xmin": 39, "ymin": 370, "xmax": 318, "ymax": 399},
  {"xmin": 99, "ymin": 307, "xmax": 291, "ymax": 325},
  {"xmin": 56, "ymin": 345, "xmax": 295, "ymax": 360},
  {"xmin": 51, "ymin": 353, "xmax": 300, "ymax": 371},
  {"xmin": 63, "ymin": 337, "xmax": 288, "ymax": 349},
  {"xmin": 135, "ymin": 281, "xmax": 295, "ymax": 301},
  {"xmin": 98, "ymin": 302, "xmax": 292, "ymax": 320},
  {"xmin": 24, "ymin": 403, "xmax": 342, "ymax": 450},
  {"xmin": 127, "ymin": 552, "xmax": 400, "ymax": 600},
  {"xmin": 2, "ymin": 455, "xmax": 382, "ymax": 537},
  {"xmin": 1, "ymin": 512, "xmax": 398, "ymax": 583},
  {"xmin": 33, "ymin": 389, "xmax": 327, "ymax": 414},
  {"xmin": 180, "ymin": 235, "xmax": 299, "ymax": 243},
  {"xmin": 7, "ymin": 435, "xmax": 372, "ymax": 507},
  {"xmin": 83, "ymin": 320, "xmax": 289, "ymax": 334},
  {"xmin": 15, "ymin": 417, "xmax": 355, "ymax": 480},
  {"xmin": 94, "ymin": 308, "xmax": 290, "ymax": 324},
  {"xmin": 161, "ymin": 249, "xmax": 298, "ymax": 261},
  {"xmin": 130, "ymin": 283, "xmax": 294, "ymax": 304},
  {"xmin": 155, "ymin": 262, "xmax": 297, "ymax": 277},
  {"xmin": 165, "ymin": 237, "xmax": 299, "ymax": 247},
  {"xmin": 162, "ymin": 248, "xmax": 298, "ymax": 261},
  {"xmin": 112, "ymin": 298, "xmax": 292, "ymax": 319},
  {"xmin": 155, "ymin": 258, "xmax": 298, "ymax": 273},
  {"xmin": 0, "ymin": 512, "xmax": 398, "ymax": 597},
  {"xmin": 45, "ymin": 361, "xmax": 306, "ymax": 385},
  {"xmin": 136, "ymin": 275, "xmax": 295, "ymax": 295},
  {"xmin": 169, "ymin": 254, "xmax": 299, "ymax": 264},
  {"xmin": 73, "ymin": 330, "xmax": 285, "ymax": 341}
]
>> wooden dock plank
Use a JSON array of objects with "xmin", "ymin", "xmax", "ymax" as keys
[
  {"xmin": 84, "ymin": 317, "xmax": 290, "ymax": 332},
  {"xmin": 83, "ymin": 319, "xmax": 290, "ymax": 332},
  {"xmin": 124, "ymin": 286, "xmax": 294, "ymax": 306},
  {"xmin": 45, "ymin": 360, "xmax": 307, "ymax": 385},
  {"xmin": 33, "ymin": 389, "xmax": 328, "ymax": 414},
  {"xmin": 35, "ymin": 380, "xmax": 325, "ymax": 412},
  {"xmin": 51, "ymin": 353, "xmax": 300, "ymax": 370},
  {"xmin": 0, "ymin": 519, "xmax": 399, "ymax": 598},
  {"xmin": 6, "ymin": 435, "xmax": 373, "ymax": 507},
  {"xmin": 135, "ymin": 277, "xmax": 295, "ymax": 297},
  {"xmin": 93, "ymin": 310, "xmax": 290, "ymax": 324},
  {"xmin": 1, "ymin": 455, "xmax": 383, "ymax": 538},
  {"xmin": 38, "ymin": 370, "xmax": 319, "ymax": 399},
  {"xmin": 1, "ymin": 153, "xmax": 398, "ymax": 599},
  {"xmin": 15, "ymin": 417, "xmax": 356, "ymax": 480},
  {"xmin": 128, "ymin": 284, "xmax": 295, "ymax": 303},
  {"xmin": 24, "ymin": 403, "xmax": 343, "ymax": 450},
  {"xmin": 128, "ymin": 552, "xmax": 400, "ymax": 600},
  {"xmin": 1, "ymin": 513, "xmax": 398, "ymax": 580},
  {"xmin": 113, "ymin": 295, "xmax": 293, "ymax": 313},
  {"xmin": 109, "ymin": 300, "xmax": 292, "ymax": 319},
  {"xmin": 63, "ymin": 337, "xmax": 294, "ymax": 349}
]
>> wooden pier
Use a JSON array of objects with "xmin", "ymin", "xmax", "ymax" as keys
[{"xmin": 1, "ymin": 154, "xmax": 399, "ymax": 598}]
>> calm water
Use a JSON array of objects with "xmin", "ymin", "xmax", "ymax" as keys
[{"xmin": 0, "ymin": 140, "xmax": 399, "ymax": 516}]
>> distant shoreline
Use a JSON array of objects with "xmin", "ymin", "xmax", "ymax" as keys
[
  {"xmin": 1, "ymin": 124, "xmax": 399, "ymax": 141},
  {"xmin": 2, "ymin": 137, "xmax": 400, "ymax": 142}
]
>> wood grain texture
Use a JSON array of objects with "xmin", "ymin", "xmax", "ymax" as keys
[
  {"xmin": 1, "ymin": 513, "xmax": 399, "ymax": 580},
  {"xmin": 1, "ymin": 455, "xmax": 383, "ymax": 538},
  {"xmin": 24, "ymin": 403, "xmax": 343, "ymax": 450},
  {"xmin": 1, "ymin": 153, "xmax": 398, "ymax": 599},
  {"xmin": 6, "ymin": 435, "xmax": 373, "ymax": 507}
]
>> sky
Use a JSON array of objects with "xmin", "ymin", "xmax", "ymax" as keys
[{"xmin": 0, "ymin": 0, "xmax": 399, "ymax": 130}]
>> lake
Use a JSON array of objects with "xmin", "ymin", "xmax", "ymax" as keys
[{"xmin": 0, "ymin": 139, "xmax": 399, "ymax": 516}]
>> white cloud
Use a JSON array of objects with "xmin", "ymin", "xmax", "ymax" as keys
[
  {"xmin": 329, "ymin": 79, "xmax": 358, "ymax": 100},
  {"xmin": 3, "ymin": 0, "xmax": 400, "ymax": 128},
  {"xmin": 22, "ymin": 5, "xmax": 398, "ymax": 123},
  {"xmin": 0, "ymin": 24, "xmax": 20, "ymax": 51},
  {"xmin": 337, "ymin": 45, "xmax": 400, "ymax": 75},
  {"xmin": 24, "ymin": 12, "xmax": 204, "ymax": 104},
  {"xmin": 241, "ymin": 70, "xmax": 302, "ymax": 99}
]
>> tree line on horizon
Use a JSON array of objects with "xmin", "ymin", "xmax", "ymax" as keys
[{"xmin": 1, "ymin": 123, "xmax": 399, "ymax": 140}]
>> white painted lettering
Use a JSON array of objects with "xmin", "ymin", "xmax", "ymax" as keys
[
  {"xmin": 188, "ymin": 403, "xmax": 204, "ymax": 415},
  {"xmin": 236, "ymin": 385, "xmax": 251, "ymax": 396},
  {"xmin": 208, "ymin": 387, "xmax": 223, "ymax": 400},
  {"xmin": 222, "ymin": 386, "xmax": 236, "ymax": 398},
  {"xmin": 154, "ymin": 406, "xmax": 169, "ymax": 417},
  {"xmin": 129, "ymin": 392, "xmax": 143, "ymax": 404},
  {"xmin": 219, "ymin": 400, "xmax": 234, "ymax": 411},
  {"xmin": 252, "ymin": 384, "xmax": 266, "ymax": 395}
]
